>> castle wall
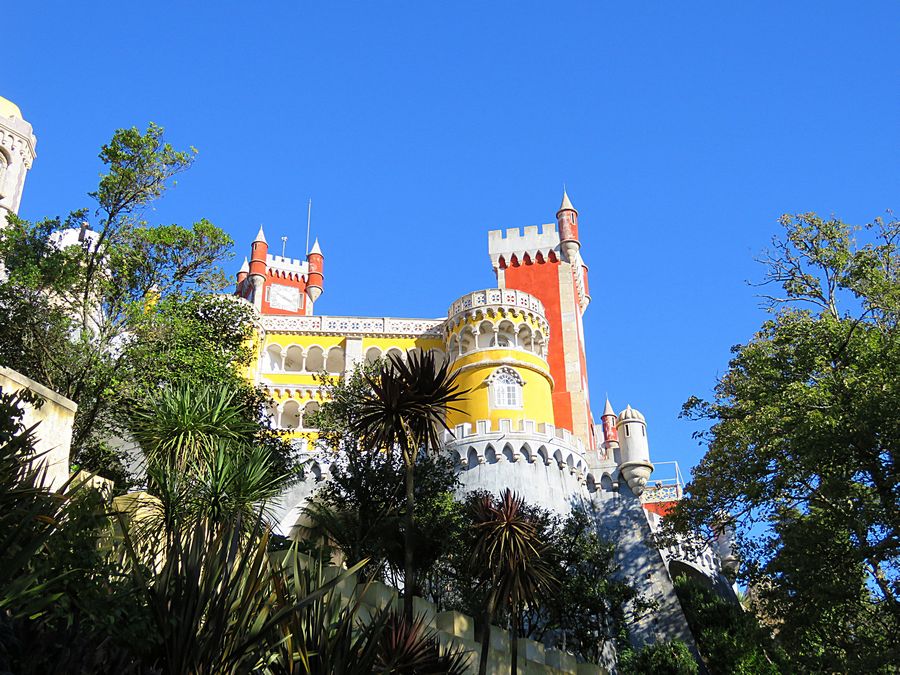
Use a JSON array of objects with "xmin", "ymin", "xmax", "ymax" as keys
[{"xmin": 0, "ymin": 366, "xmax": 75, "ymax": 491}]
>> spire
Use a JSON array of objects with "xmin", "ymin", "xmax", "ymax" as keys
[
  {"xmin": 254, "ymin": 225, "xmax": 267, "ymax": 244},
  {"xmin": 603, "ymin": 397, "xmax": 615, "ymax": 417},
  {"xmin": 239, "ymin": 257, "xmax": 249, "ymax": 273},
  {"xmin": 558, "ymin": 188, "xmax": 577, "ymax": 215},
  {"xmin": 309, "ymin": 238, "xmax": 322, "ymax": 256}
]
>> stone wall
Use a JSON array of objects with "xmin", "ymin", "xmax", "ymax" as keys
[{"xmin": 0, "ymin": 365, "xmax": 75, "ymax": 491}]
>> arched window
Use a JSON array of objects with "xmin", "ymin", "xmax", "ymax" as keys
[
  {"xmin": 0, "ymin": 150, "xmax": 7, "ymax": 191},
  {"xmin": 326, "ymin": 346, "xmax": 345, "ymax": 374},
  {"xmin": 305, "ymin": 346, "xmax": 325, "ymax": 372},
  {"xmin": 284, "ymin": 345, "xmax": 303, "ymax": 371},
  {"xmin": 365, "ymin": 347, "xmax": 382, "ymax": 365},
  {"xmin": 266, "ymin": 345, "xmax": 283, "ymax": 372},
  {"xmin": 487, "ymin": 367, "xmax": 524, "ymax": 409}
]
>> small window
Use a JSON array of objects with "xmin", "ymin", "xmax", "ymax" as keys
[{"xmin": 487, "ymin": 367, "xmax": 524, "ymax": 410}]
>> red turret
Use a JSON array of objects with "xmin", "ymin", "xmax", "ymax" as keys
[
  {"xmin": 306, "ymin": 238, "xmax": 324, "ymax": 304},
  {"xmin": 556, "ymin": 189, "xmax": 580, "ymax": 262},
  {"xmin": 236, "ymin": 256, "xmax": 249, "ymax": 287},
  {"xmin": 601, "ymin": 397, "xmax": 619, "ymax": 457},
  {"xmin": 248, "ymin": 226, "xmax": 268, "ymax": 309}
]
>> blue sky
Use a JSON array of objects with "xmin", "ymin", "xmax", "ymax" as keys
[{"xmin": 7, "ymin": 2, "xmax": 898, "ymax": 478}]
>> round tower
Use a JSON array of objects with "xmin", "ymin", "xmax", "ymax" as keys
[
  {"xmin": 248, "ymin": 226, "xmax": 268, "ymax": 310},
  {"xmin": 556, "ymin": 189, "xmax": 580, "ymax": 263},
  {"xmin": 0, "ymin": 96, "xmax": 37, "ymax": 221},
  {"xmin": 616, "ymin": 405, "xmax": 654, "ymax": 495},
  {"xmin": 305, "ymin": 238, "xmax": 324, "ymax": 305}
]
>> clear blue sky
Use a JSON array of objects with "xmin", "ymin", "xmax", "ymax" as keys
[{"xmin": 7, "ymin": 2, "xmax": 898, "ymax": 478}]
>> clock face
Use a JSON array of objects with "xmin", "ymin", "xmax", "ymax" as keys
[{"xmin": 269, "ymin": 284, "xmax": 301, "ymax": 312}]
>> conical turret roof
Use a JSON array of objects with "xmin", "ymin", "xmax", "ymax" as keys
[
  {"xmin": 239, "ymin": 257, "xmax": 249, "ymax": 273},
  {"xmin": 254, "ymin": 225, "xmax": 267, "ymax": 244},
  {"xmin": 557, "ymin": 189, "xmax": 578, "ymax": 216},
  {"xmin": 309, "ymin": 238, "xmax": 323, "ymax": 256}
]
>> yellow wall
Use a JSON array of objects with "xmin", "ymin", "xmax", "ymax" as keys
[{"xmin": 448, "ymin": 348, "xmax": 554, "ymax": 431}]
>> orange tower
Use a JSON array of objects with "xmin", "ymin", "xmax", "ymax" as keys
[{"xmin": 488, "ymin": 191, "xmax": 595, "ymax": 450}]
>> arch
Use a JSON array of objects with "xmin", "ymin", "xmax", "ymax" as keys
[
  {"xmin": 495, "ymin": 320, "xmax": 516, "ymax": 348},
  {"xmin": 284, "ymin": 345, "xmax": 303, "ymax": 372},
  {"xmin": 538, "ymin": 445, "xmax": 550, "ymax": 466},
  {"xmin": 305, "ymin": 346, "xmax": 325, "ymax": 372},
  {"xmin": 302, "ymin": 401, "xmax": 321, "ymax": 429},
  {"xmin": 487, "ymin": 367, "xmax": 525, "ymax": 409},
  {"xmin": 365, "ymin": 346, "xmax": 382, "ymax": 365},
  {"xmin": 600, "ymin": 473, "xmax": 614, "ymax": 492},
  {"xmin": 448, "ymin": 334, "xmax": 461, "ymax": 360},
  {"xmin": 280, "ymin": 400, "xmax": 301, "ymax": 429},
  {"xmin": 533, "ymin": 331, "xmax": 546, "ymax": 358},
  {"xmin": 477, "ymin": 321, "xmax": 495, "ymax": 349},
  {"xmin": 459, "ymin": 327, "xmax": 476, "ymax": 355},
  {"xmin": 553, "ymin": 449, "xmax": 565, "ymax": 468},
  {"xmin": 669, "ymin": 560, "xmax": 714, "ymax": 590},
  {"xmin": 484, "ymin": 444, "xmax": 499, "ymax": 464},
  {"xmin": 265, "ymin": 344, "xmax": 283, "ymax": 372},
  {"xmin": 385, "ymin": 347, "xmax": 404, "ymax": 363},
  {"xmin": 466, "ymin": 446, "xmax": 479, "ymax": 470},
  {"xmin": 516, "ymin": 324, "xmax": 533, "ymax": 352},
  {"xmin": 586, "ymin": 473, "xmax": 597, "ymax": 493},
  {"xmin": 310, "ymin": 462, "xmax": 323, "ymax": 482},
  {"xmin": 326, "ymin": 346, "xmax": 345, "ymax": 374},
  {"xmin": 502, "ymin": 443, "xmax": 516, "ymax": 463},
  {"xmin": 521, "ymin": 442, "xmax": 535, "ymax": 463}
]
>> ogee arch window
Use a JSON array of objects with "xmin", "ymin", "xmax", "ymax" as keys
[{"xmin": 487, "ymin": 366, "xmax": 525, "ymax": 409}]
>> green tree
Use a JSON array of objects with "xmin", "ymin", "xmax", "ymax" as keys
[
  {"xmin": 468, "ymin": 489, "xmax": 556, "ymax": 675},
  {"xmin": 672, "ymin": 575, "xmax": 783, "ymax": 674},
  {"xmin": 350, "ymin": 350, "xmax": 466, "ymax": 621},
  {"xmin": 618, "ymin": 640, "xmax": 698, "ymax": 675},
  {"xmin": 661, "ymin": 212, "xmax": 900, "ymax": 671},
  {"xmin": 0, "ymin": 124, "xmax": 273, "ymax": 486}
]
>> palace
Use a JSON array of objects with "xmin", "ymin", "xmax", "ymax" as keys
[
  {"xmin": 2, "ymin": 94, "xmax": 737, "ymax": 661},
  {"xmin": 232, "ymin": 186, "xmax": 738, "ymax": 651}
]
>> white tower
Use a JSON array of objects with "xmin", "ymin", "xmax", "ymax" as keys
[
  {"xmin": 0, "ymin": 96, "xmax": 37, "ymax": 221},
  {"xmin": 616, "ymin": 405, "xmax": 654, "ymax": 495}
]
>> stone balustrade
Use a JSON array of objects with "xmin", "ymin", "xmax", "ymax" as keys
[{"xmin": 448, "ymin": 288, "xmax": 546, "ymax": 321}]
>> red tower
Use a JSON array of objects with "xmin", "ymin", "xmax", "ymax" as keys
[
  {"xmin": 488, "ymin": 191, "xmax": 596, "ymax": 450},
  {"xmin": 234, "ymin": 226, "xmax": 324, "ymax": 316}
]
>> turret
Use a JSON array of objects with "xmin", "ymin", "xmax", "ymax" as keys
[
  {"xmin": 616, "ymin": 405, "xmax": 654, "ymax": 496},
  {"xmin": 0, "ymin": 95, "xmax": 37, "ymax": 220},
  {"xmin": 601, "ymin": 397, "xmax": 619, "ymax": 454},
  {"xmin": 236, "ymin": 256, "xmax": 249, "ymax": 287},
  {"xmin": 556, "ymin": 189, "xmax": 580, "ymax": 263},
  {"xmin": 305, "ymin": 238, "xmax": 324, "ymax": 304},
  {"xmin": 248, "ymin": 226, "xmax": 268, "ymax": 310}
]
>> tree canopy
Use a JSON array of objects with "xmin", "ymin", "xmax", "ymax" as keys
[{"xmin": 662, "ymin": 212, "xmax": 900, "ymax": 671}]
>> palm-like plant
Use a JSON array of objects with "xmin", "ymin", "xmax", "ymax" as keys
[
  {"xmin": 469, "ymin": 489, "xmax": 557, "ymax": 675},
  {"xmin": 351, "ymin": 350, "xmax": 466, "ymax": 621}
]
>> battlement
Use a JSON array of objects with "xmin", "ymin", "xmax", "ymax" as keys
[
  {"xmin": 266, "ymin": 253, "xmax": 309, "ymax": 276},
  {"xmin": 487, "ymin": 222, "xmax": 560, "ymax": 267}
]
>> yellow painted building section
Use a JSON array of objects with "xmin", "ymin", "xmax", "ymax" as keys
[{"xmin": 447, "ymin": 348, "xmax": 554, "ymax": 431}]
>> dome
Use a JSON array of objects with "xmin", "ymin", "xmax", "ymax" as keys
[
  {"xmin": 0, "ymin": 96, "xmax": 22, "ymax": 119},
  {"xmin": 617, "ymin": 404, "xmax": 645, "ymax": 423}
]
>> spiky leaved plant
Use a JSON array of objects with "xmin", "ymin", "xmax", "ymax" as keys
[
  {"xmin": 469, "ymin": 489, "xmax": 556, "ymax": 675},
  {"xmin": 351, "ymin": 350, "xmax": 466, "ymax": 621}
]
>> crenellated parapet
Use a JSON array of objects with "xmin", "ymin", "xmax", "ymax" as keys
[
  {"xmin": 443, "ymin": 418, "xmax": 590, "ymax": 481},
  {"xmin": 487, "ymin": 223, "xmax": 561, "ymax": 269}
]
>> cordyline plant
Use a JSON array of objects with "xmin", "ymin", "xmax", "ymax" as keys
[
  {"xmin": 469, "ymin": 489, "xmax": 557, "ymax": 675},
  {"xmin": 350, "ymin": 350, "xmax": 467, "ymax": 621}
]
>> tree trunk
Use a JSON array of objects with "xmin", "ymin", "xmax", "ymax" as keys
[
  {"xmin": 510, "ymin": 608, "xmax": 519, "ymax": 674},
  {"xmin": 403, "ymin": 453, "xmax": 415, "ymax": 622},
  {"xmin": 478, "ymin": 595, "xmax": 497, "ymax": 675}
]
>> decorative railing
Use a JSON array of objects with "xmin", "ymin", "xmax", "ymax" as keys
[
  {"xmin": 640, "ymin": 461, "xmax": 685, "ymax": 504},
  {"xmin": 448, "ymin": 289, "xmax": 545, "ymax": 319},
  {"xmin": 261, "ymin": 315, "xmax": 444, "ymax": 337}
]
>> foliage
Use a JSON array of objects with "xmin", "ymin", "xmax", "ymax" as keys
[
  {"xmin": 618, "ymin": 640, "xmax": 699, "ymax": 675},
  {"xmin": 522, "ymin": 509, "xmax": 644, "ymax": 661},
  {"xmin": 467, "ymin": 489, "xmax": 556, "ymax": 675},
  {"xmin": 264, "ymin": 549, "xmax": 468, "ymax": 674},
  {"xmin": 661, "ymin": 212, "xmax": 900, "ymax": 671},
  {"xmin": 304, "ymin": 448, "xmax": 462, "ymax": 589},
  {"xmin": 672, "ymin": 575, "xmax": 783, "ymax": 675},
  {"xmin": 129, "ymin": 381, "xmax": 296, "ymax": 537},
  {"xmin": 348, "ymin": 351, "xmax": 467, "ymax": 620},
  {"xmin": 0, "ymin": 124, "xmax": 277, "ymax": 487}
]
